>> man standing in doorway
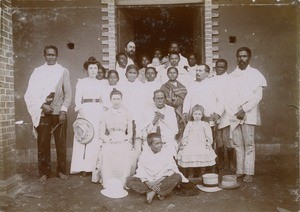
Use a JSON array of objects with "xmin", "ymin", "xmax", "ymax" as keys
[
  {"xmin": 168, "ymin": 41, "xmax": 188, "ymax": 68},
  {"xmin": 24, "ymin": 45, "xmax": 72, "ymax": 183},
  {"xmin": 226, "ymin": 47, "xmax": 267, "ymax": 183},
  {"xmin": 124, "ymin": 40, "xmax": 136, "ymax": 65}
]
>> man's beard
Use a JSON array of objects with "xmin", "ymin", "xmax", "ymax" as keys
[
  {"xmin": 128, "ymin": 51, "xmax": 135, "ymax": 58},
  {"xmin": 238, "ymin": 61, "xmax": 248, "ymax": 70}
]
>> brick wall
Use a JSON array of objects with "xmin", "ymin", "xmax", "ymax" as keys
[
  {"xmin": 0, "ymin": 0, "xmax": 21, "ymax": 195},
  {"xmin": 101, "ymin": 0, "xmax": 116, "ymax": 70},
  {"xmin": 204, "ymin": 0, "xmax": 219, "ymax": 69}
]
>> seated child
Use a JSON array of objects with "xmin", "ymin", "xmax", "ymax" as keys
[
  {"xmin": 177, "ymin": 104, "xmax": 217, "ymax": 178},
  {"xmin": 126, "ymin": 133, "xmax": 188, "ymax": 204}
]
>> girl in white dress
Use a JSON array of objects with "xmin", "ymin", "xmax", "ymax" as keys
[
  {"xmin": 177, "ymin": 104, "xmax": 216, "ymax": 178},
  {"xmin": 92, "ymin": 89, "xmax": 134, "ymax": 187},
  {"xmin": 70, "ymin": 57, "xmax": 106, "ymax": 176}
]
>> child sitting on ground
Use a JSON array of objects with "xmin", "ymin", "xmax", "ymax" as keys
[
  {"xmin": 177, "ymin": 104, "xmax": 217, "ymax": 178},
  {"xmin": 126, "ymin": 133, "xmax": 187, "ymax": 204}
]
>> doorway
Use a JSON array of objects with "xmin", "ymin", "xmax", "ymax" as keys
[{"xmin": 116, "ymin": 4, "xmax": 204, "ymax": 63}]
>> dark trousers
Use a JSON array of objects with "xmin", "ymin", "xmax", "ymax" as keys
[
  {"xmin": 36, "ymin": 114, "xmax": 67, "ymax": 176},
  {"xmin": 126, "ymin": 173, "xmax": 181, "ymax": 197}
]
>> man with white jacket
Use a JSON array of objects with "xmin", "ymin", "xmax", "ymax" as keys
[{"xmin": 225, "ymin": 47, "xmax": 267, "ymax": 183}]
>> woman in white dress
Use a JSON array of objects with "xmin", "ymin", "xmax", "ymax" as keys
[
  {"xmin": 70, "ymin": 57, "xmax": 106, "ymax": 176},
  {"xmin": 92, "ymin": 89, "xmax": 134, "ymax": 187}
]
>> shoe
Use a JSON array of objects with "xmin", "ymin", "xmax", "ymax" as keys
[
  {"xmin": 243, "ymin": 175, "xmax": 253, "ymax": 183},
  {"xmin": 39, "ymin": 175, "xmax": 48, "ymax": 183},
  {"xmin": 57, "ymin": 172, "xmax": 68, "ymax": 180}
]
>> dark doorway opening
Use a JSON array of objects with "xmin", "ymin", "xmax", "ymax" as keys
[{"xmin": 117, "ymin": 4, "xmax": 204, "ymax": 63}]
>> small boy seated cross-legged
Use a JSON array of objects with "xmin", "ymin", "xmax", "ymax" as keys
[{"xmin": 126, "ymin": 133, "xmax": 188, "ymax": 204}]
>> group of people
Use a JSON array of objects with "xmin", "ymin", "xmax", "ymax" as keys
[{"xmin": 24, "ymin": 41, "xmax": 266, "ymax": 203}]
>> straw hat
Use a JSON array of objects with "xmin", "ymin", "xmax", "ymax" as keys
[
  {"xmin": 101, "ymin": 179, "xmax": 128, "ymax": 199},
  {"xmin": 73, "ymin": 118, "xmax": 94, "ymax": 145},
  {"xmin": 219, "ymin": 175, "xmax": 241, "ymax": 189},
  {"xmin": 197, "ymin": 173, "xmax": 222, "ymax": 192}
]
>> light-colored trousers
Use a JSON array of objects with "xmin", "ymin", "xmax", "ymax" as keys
[{"xmin": 232, "ymin": 124, "xmax": 255, "ymax": 175}]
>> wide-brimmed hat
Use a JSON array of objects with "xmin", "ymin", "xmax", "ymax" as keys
[
  {"xmin": 73, "ymin": 118, "xmax": 94, "ymax": 145},
  {"xmin": 219, "ymin": 175, "xmax": 241, "ymax": 189},
  {"xmin": 197, "ymin": 173, "xmax": 222, "ymax": 193},
  {"xmin": 101, "ymin": 179, "xmax": 128, "ymax": 199}
]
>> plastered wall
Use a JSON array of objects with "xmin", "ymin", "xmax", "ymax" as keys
[
  {"xmin": 13, "ymin": 4, "xmax": 106, "ymax": 161},
  {"xmin": 216, "ymin": 3, "xmax": 298, "ymax": 153}
]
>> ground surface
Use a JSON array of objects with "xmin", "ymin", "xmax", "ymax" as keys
[{"xmin": 0, "ymin": 155, "xmax": 299, "ymax": 212}]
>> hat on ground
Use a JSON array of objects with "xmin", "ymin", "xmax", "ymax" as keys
[
  {"xmin": 219, "ymin": 175, "xmax": 241, "ymax": 189},
  {"xmin": 174, "ymin": 181, "xmax": 201, "ymax": 196},
  {"xmin": 197, "ymin": 173, "xmax": 222, "ymax": 193},
  {"xmin": 101, "ymin": 179, "xmax": 128, "ymax": 199},
  {"xmin": 73, "ymin": 118, "xmax": 94, "ymax": 145}
]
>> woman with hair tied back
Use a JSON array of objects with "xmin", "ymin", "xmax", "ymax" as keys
[
  {"xmin": 70, "ymin": 56, "xmax": 106, "ymax": 177},
  {"xmin": 92, "ymin": 88, "xmax": 135, "ymax": 188}
]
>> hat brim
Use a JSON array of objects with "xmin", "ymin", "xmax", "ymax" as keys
[
  {"xmin": 219, "ymin": 182, "xmax": 241, "ymax": 189},
  {"xmin": 101, "ymin": 188, "xmax": 128, "ymax": 199},
  {"xmin": 73, "ymin": 118, "xmax": 94, "ymax": 144},
  {"xmin": 196, "ymin": 184, "xmax": 222, "ymax": 193}
]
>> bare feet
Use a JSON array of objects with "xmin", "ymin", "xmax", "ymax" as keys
[
  {"xmin": 39, "ymin": 175, "xmax": 47, "ymax": 183},
  {"xmin": 243, "ymin": 175, "xmax": 253, "ymax": 183},
  {"xmin": 146, "ymin": 191, "xmax": 156, "ymax": 204},
  {"xmin": 57, "ymin": 172, "xmax": 68, "ymax": 180},
  {"xmin": 157, "ymin": 194, "xmax": 165, "ymax": 201}
]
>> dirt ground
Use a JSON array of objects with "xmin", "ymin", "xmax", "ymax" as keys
[{"xmin": 0, "ymin": 154, "xmax": 299, "ymax": 212}]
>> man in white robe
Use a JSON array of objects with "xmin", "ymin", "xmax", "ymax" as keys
[
  {"xmin": 24, "ymin": 45, "xmax": 72, "ymax": 183},
  {"xmin": 126, "ymin": 133, "xmax": 187, "ymax": 203},
  {"xmin": 182, "ymin": 64, "xmax": 223, "ymax": 127},
  {"xmin": 141, "ymin": 90, "xmax": 178, "ymax": 157},
  {"xmin": 225, "ymin": 47, "xmax": 267, "ymax": 183}
]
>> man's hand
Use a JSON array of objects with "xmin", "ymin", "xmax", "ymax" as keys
[
  {"xmin": 152, "ymin": 111, "xmax": 165, "ymax": 125},
  {"xmin": 152, "ymin": 112, "xmax": 160, "ymax": 125},
  {"xmin": 156, "ymin": 111, "xmax": 165, "ymax": 120},
  {"xmin": 146, "ymin": 181, "xmax": 162, "ymax": 193},
  {"xmin": 182, "ymin": 113, "xmax": 188, "ymax": 123},
  {"xmin": 78, "ymin": 109, "xmax": 85, "ymax": 118},
  {"xmin": 41, "ymin": 104, "xmax": 53, "ymax": 114},
  {"xmin": 235, "ymin": 108, "xmax": 245, "ymax": 120},
  {"xmin": 212, "ymin": 113, "xmax": 221, "ymax": 122},
  {"xmin": 59, "ymin": 111, "xmax": 67, "ymax": 125},
  {"xmin": 149, "ymin": 183, "xmax": 161, "ymax": 193}
]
